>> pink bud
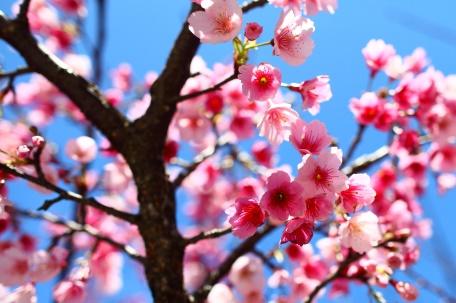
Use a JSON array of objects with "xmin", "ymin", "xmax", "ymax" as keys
[
  {"xmin": 32, "ymin": 135, "xmax": 45, "ymax": 148},
  {"xmin": 393, "ymin": 281, "xmax": 419, "ymax": 301},
  {"xmin": 65, "ymin": 136, "xmax": 97, "ymax": 163},
  {"xmin": 16, "ymin": 145, "xmax": 31, "ymax": 159},
  {"xmin": 245, "ymin": 22, "xmax": 263, "ymax": 40}
]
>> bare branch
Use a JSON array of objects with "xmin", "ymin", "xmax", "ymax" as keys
[
  {"xmin": 242, "ymin": 0, "xmax": 268, "ymax": 13},
  {"xmin": 174, "ymin": 74, "xmax": 237, "ymax": 103},
  {"xmin": 342, "ymin": 124, "xmax": 366, "ymax": 167},
  {"xmin": 17, "ymin": 0, "xmax": 32, "ymax": 21},
  {"xmin": 185, "ymin": 227, "xmax": 232, "ymax": 245},
  {"xmin": 0, "ymin": 162, "xmax": 138, "ymax": 224},
  {"xmin": 12, "ymin": 207, "xmax": 145, "ymax": 263},
  {"xmin": 342, "ymin": 145, "xmax": 389, "ymax": 176},
  {"xmin": 0, "ymin": 67, "xmax": 32, "ymax": 79},
  {"xmin": 0, "ymin": 13, "xmax": 131, "ymax": 154}
]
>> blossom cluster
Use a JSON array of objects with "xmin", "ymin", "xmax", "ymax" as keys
[{"xmin": 0, "ymin": 0, "xmax": 454, "ymax": 302}]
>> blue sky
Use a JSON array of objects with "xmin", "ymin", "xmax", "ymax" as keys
[{"xmin": 1, "ymin": 0, "xmax": 456, "ymax": 302}]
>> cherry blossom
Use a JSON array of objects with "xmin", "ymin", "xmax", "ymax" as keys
[
  {"xmin": 339, "ymin": 211, "xmax": 382, "ymax": 253},
  {"xmin": 289, "ymin": 75, "xmax": 332, "ymax": 115},
  {"xmin": 362, "ymin": 39, "xmax": 396, "ymax": 76},
  {"xmin": 228, "ymin": 197, "xmax": 265, "ymax": 238},
  {"xmin": 280, "ymin": 217, "xmax": 314, "ymax": 246},
  {"xmin": 65, "ymin": 136, "xmax": 97, "ymax": 163},
  {"xmin": 244, "ymin": 22, "xmax": 263, "ymax": 40},
  {"xmin": 260, "ymin": 170, "xmax": 304, "ymax": 221},
  {"xmin": 289, "ymin": 119, "xmax": 331, "ymax": 155},
  {"xmin": 258, "ymin": 101, "xmax": 299, "ymax": 145},
  {"xmin": 188, "ymin": 0, "xmax": 243, "ymax": 43},
  {"xmin": 339, "ymin": 173, "xmax": 376, "ymax": 213},
  {"xmin": 297, "ymin": 148, "xmax": 347, "ymax": 194},
  {"xmin": 238, "ymin": 63, "xmax": 282, "ymax": 101},
  {"xmin": 273, "ymin": 10, "xmax": 315, "ymax": 66}
]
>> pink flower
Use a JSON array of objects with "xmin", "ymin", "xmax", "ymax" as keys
[
  {"xmin": 229, "ymin": 255, "xmax": 264, "ymax": 296},
  {"xmin": 349, "ymin": 92, "xmax": 385, "ymax": 125},
  {"xmin": 290, "ymin": 75, "xmax": 332, "ymax": 115},
  {"xmin": 289, "ymin": 119, "xmax": 331, "ymax": 155},
  {"xmin": 53, "ymin": 280, "xmax": 87, "ymax": 303},
  {"xmin": 362, "ymin": 39, "xmax": 396, "ymax": 76},
  {"xmin": 273, "ymin": 10, "xmax": 315, "ymax": 66},
  {"xmin": 429, "ymin": 144, "xmax": 456, "ymax": 173},
  {"xmin": 52, "ymin": 0, "xmax": 86, "ymax": 16},
  {"xmin": 3, "ymin": 283, "xmax": 37, "ymax": 303},
  {"xmin": 268, "ymin": 0, "xmax": 302, "ymax": 14},
  {"xmin": 297, "ymin": 149, "xmax": 347, "ymax": 194},
  {"xmin": 16, "ymin": 145, "xmax": 31, "ymax": 159},
  {"xmin": 0, "ymin": 244, "xmax": 30, "ymax": 286},
  {"xmin": 339, "ymin": 211, "xmax": 381, "ymax": 253},
  {"xmin": 251, "ymin": 141, "xmax": 274, "ymax": 167},
  {"xmin": 280, "ymin": 217, "xmax": 314, "ymax": 246},
  {"xmin": 111, "ymin": 63, "xmax": 132, "ymax": 92},
  {"xmin": 258, "ymin": 101, "xmax": 299, "ymax": 145},
  {"xmin": 340, "ymin": 174, "xmax": 376, "ymax": 213},
  {"xmin": 228, "ymin": 197, "xmax": 266, "ymax": 238},
  {"xmin": 304, "ymin": 0, "xmax": 338, "ymax": 16},
  {"xmin": 207, "ymin": 284, "xmax": 236, "ymax": 303},
  {"xmin": 65, "ymin": 136, "xmax": 97, "ymax": 163},
  {"xmin": 229, "ymin": 110, "xmax": 255, "ymax": 140},
  {"xmin": 392, "ymin": 281, "xmax": 419, "ymax": 301},
  {"xmin": 244, "ymin": 22, "xmax": 263, "ymax": 40},
  {"xmin": 404, "ymin": 48, "xmax": 428, "ymax": 74},
  {"xmin": 188, "ymin": 0, "xmax": 242, "ymax": 43},
  {"xmin": 301, "ymin": 192, "xmax": 334, "ymax": 221},
  {"xmin": 260, "ymin": 171, "xmax": 304, "ymax": 221},
  {"xmin": 238, "ymin": 63, "xmax": 282, "ymax": 101}
]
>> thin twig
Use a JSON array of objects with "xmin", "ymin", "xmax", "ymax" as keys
[
  {"xmin": 185, "ymin": 227, "xmax": 232, "ymax": 245},
  {"xmin": 406, "ymin": 269, "xmax": 456, "ymax": 303},
  {"xmin": 12, "ymin": 207, "xmax": 145, "ymax": 263},
  {"xmin": 304, "ymin": 237, "xmax": 409, "ymax": 303},
  {"xmin": 173, "ymin": 138, "xmax": 230, "ymax": 187},
  {"xmin": 191, "ymin": 224, "xmax": 276, "ymax": 302},
  {"xmin": 174, "ymin": 74, "xmax": 237, "ymax": 103},
  {"xmin": 0, "ymin": 67, "xmax": 32, "ymax": 79},
  {"xmin": 0, "ymin": 162, "xmax": 138, "ymax": 223},
  {"xmin": 242, "ymin": 0, "xmax": 268, "ymax": 13},
  {"xmin": 342, "ymin": 124, "xmax": 366, "ymax": 167}
]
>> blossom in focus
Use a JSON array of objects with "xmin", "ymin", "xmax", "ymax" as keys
[
  {"xmin": 297, "ymin": 148, "xmax": 347, "ymax": 194},
  {"xmin": 289, "ymin": 119, "xmax": 331, "ymax": 155},
  {"xmin": 65, "ymin": 136, "xmax": 97, "ymax": 163},
  {"xmin": 188, "ymin": 0, "xmax": 242, "ymax": 43},
  {"xmin": 238, "ymin": 63, "xmax": 282, "ymax": 101},
  {"xmin": 260, "ymin": 170, "xmax": 304, "ymax": 221},
  {"xmin": 339, "ymin": 211, "xmax": 382, "ymax": 253},
  {"xmin": 244, "ymin": 22, "xmax": 263, "ymax": 40},
  {"xmin": 280, "ymin": 217, "xmax": 314, "ymax": 246},
  {"xmin": 339, "ymin": 173, "xmax": 376, "ymax": 213},
  {"xmin": 273, "ymin": 10, "xmax": 315, "ymax": 66},
  {"xmin": 258, "ymin": 101, "xmax": 299, "ymax": 145},
  {"xmin": 289, "ymin": 75, "xmax": 332, "ymax": 115},
  {"xmin": 228, "ymin": 197, "xmax": 265, "ymax": 238}
]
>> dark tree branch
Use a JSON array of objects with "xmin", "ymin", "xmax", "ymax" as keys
[
  {"xmin": 342, "ymin": 124, "xmax": 366, "ymax": 167},
  {"xmin": 185, "ymin": 227, "xmax": 232, "ymax": 245},
  {"xmin": 192, "ymin": 224, "xmax": 276, "ymax": 302},
  {"xmin": 342, "ymin": 145, "xmax": 389, "ymax": 176},
  {"xmin": 0, "ymin": 66, "xmax": 32, "ymax": 79},
  {"xmin": 242, "ymin": 0, "xmax": 268, "ymax": 12},
  {"xmin": 0, "ymin": 12, "xmax": 131, "ymax": 154},
  {"xmin": 0, "ymin": 162, "xmax": 138, "ymax": 223},
  {"xmin": 17, "ymin": 0, "xmax": 32, "ymax": 21},
  {"xmin": 13, "ymin": 207, "xmax": 145, "ymax": 263}
]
